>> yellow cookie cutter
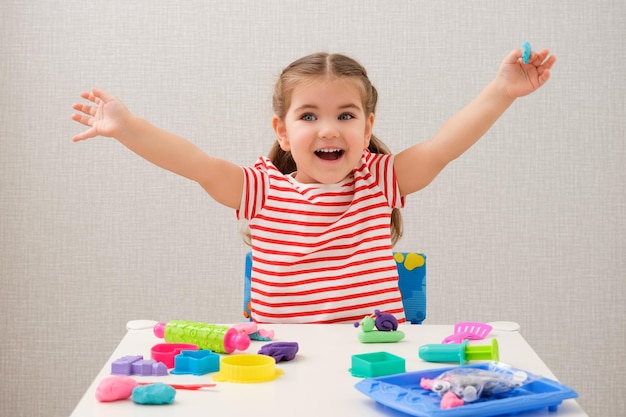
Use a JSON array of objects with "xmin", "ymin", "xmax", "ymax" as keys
[{"xmin": 212, "ymin": 354, "xmax": 283, "ymax": 383}]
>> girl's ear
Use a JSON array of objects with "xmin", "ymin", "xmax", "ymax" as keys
[
  {"xmin": 272, "ymin": 115, "xmax": 290, "ymax": 151},
  {"xmin": 364, "ymin": 113, "xmax": 375, "ymax": 148}
]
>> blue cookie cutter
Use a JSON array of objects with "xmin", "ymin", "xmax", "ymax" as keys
[{"xmin": 170, "ymin": 350, "xmax": 220, "ymax": 375}]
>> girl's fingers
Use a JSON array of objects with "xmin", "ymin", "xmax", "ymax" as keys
[
  {"xmin": 533, "ymin": 49, "xmax": 553, "ymax": 66},
  {"xmin": 71, "ymin": 113, "xmax": 92, "ymax": 126},
  {"xmin": 542, "ymin": 54, "xmax": 556, "ymax": 70},
  {"xmin": 71, "ymin": 90, "xmax": 103, "ymax": 142},
  {"xmin": 79, "ymin": 91, "xmax": 93, "ymax": 101},
  {"xmin": 79, "ymin": 90, "xmax": 100, "ymax": 103},
  {"xmin": 72, "ymin": 102, "xmax": 96, "ymax": 116},
  {"xmin": 72, "ymin": 126, "xmax": 96, "ymax": 142}
]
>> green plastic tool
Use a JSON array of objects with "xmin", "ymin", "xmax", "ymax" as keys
[{"xmin": 418, "ymin": 338, "xmax": 499, "ymax": 364}]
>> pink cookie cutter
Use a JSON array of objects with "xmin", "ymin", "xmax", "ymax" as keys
[{"xmin": 151, "ymin": 343, "xmax": 198, "ymax": 368}]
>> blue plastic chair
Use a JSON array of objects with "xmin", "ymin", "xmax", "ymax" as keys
[{"xmin": 243, "ymin": 252, "xmax": 426, "ymax": 324}]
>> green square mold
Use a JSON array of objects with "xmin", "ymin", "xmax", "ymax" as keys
[{"xmin": 350, "ymin": 351, "xmax": 405, "ymax": 378}]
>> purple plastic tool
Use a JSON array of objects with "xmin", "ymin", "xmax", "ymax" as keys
[{"xmin": 111, "ymin": 355, "xmax": 168, "ymax": 376}]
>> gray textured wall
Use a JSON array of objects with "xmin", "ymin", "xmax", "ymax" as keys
[{"xmin": 2, "ymin": 1, "xmax": 624, "ymax": 416}]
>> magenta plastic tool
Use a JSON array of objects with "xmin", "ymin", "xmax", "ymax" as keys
[
  {"xmin": 137, "ymin": 382, "xmax": 216, "ymax": 390},
  {"xmin": 442, "ymin": 322, "xmax": 493, "ymax": 344}
]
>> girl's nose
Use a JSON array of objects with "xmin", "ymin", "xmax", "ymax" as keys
[{"xmin": 318, "ymin": 120, "xmax": 339, "ymax": 139}]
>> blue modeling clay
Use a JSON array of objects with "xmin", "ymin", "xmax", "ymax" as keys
[
  {"xmin": 521, "ymin": 41, "xmax": 532, "ymax": 64},
  {"xmin": 131, "ymin": 383, "xmax": 176, "ymax": 405}
]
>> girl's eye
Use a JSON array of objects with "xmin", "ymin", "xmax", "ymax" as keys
[
  {"xmin": 301, "ymin": 114, "xmax": 317, "ymax": 121},
  {"xmin": 339, "ymin": 113, "xmax": 354, "ymax": 120}
]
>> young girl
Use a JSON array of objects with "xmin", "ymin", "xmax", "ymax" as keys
[{"xmin": 72, "ymin": 48, "xmax": 555, "ymax": 324}]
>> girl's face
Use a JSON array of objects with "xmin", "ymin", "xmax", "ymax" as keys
[{"xmin": 273, "ymin": 77, "xmax": 374, "ymax": 184}]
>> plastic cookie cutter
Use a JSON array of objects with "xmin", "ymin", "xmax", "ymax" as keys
[
  {"xmin": 170, "ymin": 350, "xmax": 221, "ymax": 375},
  {"xmin": 350, "ymin": 351, "xmax": 405, "ymax": 378},
  {"xmin": 419, "ymin": 338, "xmax": 499, "ymax": 365},
  {"xmin": 442, "ymin": 322, "xmax": 493, "ymax": 344},
  {"xmin": 212, "ymin": 354, "xmax": 283, "ymax": 383},
  {"xmin": 151, "ymin": 343, "xmax": 198, "ymax": 368}
]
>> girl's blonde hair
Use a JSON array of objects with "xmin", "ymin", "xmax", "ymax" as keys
[{"xmin": 247, "ymin": 52, "xmax": 403, "ymax": 245}]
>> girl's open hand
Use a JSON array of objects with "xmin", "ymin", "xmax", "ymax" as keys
[
  {"xmin": 71, "ymin": 88, "xmax": 130, "ymax": 142},
  {"xmin": 498, "ymin": 47, "xmax": 556, "ymax": 99}
]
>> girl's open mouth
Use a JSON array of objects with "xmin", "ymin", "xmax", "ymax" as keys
[{"xmin": 315, "ymin": 148, "xmax": 344, "ymax": 161}]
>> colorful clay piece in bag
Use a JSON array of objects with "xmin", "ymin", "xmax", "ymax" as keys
[{"xmin": 420, "ymin": 363, "xmax": 538, "ymax": 409}]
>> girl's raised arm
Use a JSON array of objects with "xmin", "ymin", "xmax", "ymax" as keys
[
  {"xmin": 394, "ymin": 48, "xmax": 555, "ymax": 197},
  {"xmin": 72, "ymin": 88, "xmax": 243, "ymax": 209}
]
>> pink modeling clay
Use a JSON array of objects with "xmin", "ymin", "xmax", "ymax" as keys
[
  {"xmin": 95, "ymin": 375, "xmax": 138, "ymax": 402},
  {"xmin": 232, "ymin": 322, "xmax": 258, "ymax": 334},
  {"xmin": 257, "ymin": 328, "xmax": 275, "ymax": 339},
  {"xmin": 440, "ymin": 391, "xmax": 464, "ymax": 409},
  {"xmin": 232, "ymin": 322, "xmax": 275, "ymax": 341},
  {"xmin": 420, "ymin": 377, "xmax": 434, "ymax": 390}
]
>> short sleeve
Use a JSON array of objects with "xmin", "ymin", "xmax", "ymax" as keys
[
  {"xmin": 365, "ymin": 151, "xmax": 405, "ymax": 209},
  {"xmin": 237, "ymin": 158, "xmax": 271, "ymax": 220}
]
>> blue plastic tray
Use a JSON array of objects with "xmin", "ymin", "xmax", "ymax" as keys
[{"xmin": 355, "ymin": 363, "xmax": 578, "ymax": 417}]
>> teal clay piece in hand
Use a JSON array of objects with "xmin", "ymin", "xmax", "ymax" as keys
[{"xmin": 522, "ymin": 41, "xmax": 532, "ymax": 64}]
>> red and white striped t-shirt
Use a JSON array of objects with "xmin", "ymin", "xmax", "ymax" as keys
[{"xmin": 237, "ymin": 150, "xmax": 406, "ymax": 324}]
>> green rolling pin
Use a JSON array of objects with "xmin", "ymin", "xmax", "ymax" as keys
[
  {"xmin": 153, "ymin": 320, "xmax": 250, "ymax": 354},
  {"xmin": 418, "ymin": 338, "xmax": 499, "ymax": 364}
]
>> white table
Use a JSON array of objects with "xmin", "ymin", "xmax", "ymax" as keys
[{"xmin": 71, "ymin": 322, "xmax": 587, "ymax": 417}]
